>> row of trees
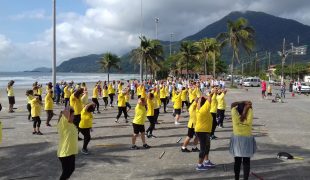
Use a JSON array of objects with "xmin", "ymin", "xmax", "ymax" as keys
[{"xmin": 98, "ymin": 17, "xmax": 256, "ymax": 85}]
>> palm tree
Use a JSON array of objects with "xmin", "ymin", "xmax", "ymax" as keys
[
  {"xmin": 217, "ymin": 17, "xmax": 255, "ymax": 86},
  {"xmin": 98, "ymin": 52, "xmax": 121, "ymax": 83},
  {"xmin": 197, "ymin": 38, "xmax": 223, "ymax": 77},
  {"xmin": 179, "ymin": 41, "xmax": 200, "ymax": 79},
  {"xmin": 131, "ymin": 36, "xmax": 164, "ymax": 80}
]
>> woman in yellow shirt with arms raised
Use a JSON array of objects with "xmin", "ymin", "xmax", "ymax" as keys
[
  {"xmin": 79, "ymin": 103, "xmax": 96, "ymax": 155},
  {"xmin": 229, "ymin": 101, "xmax": 256, "ymax": 180}
]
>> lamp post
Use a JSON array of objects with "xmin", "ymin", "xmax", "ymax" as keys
[
  {"xmin": 52, "ymin": 0, "xmax": 56, "ymax": 88},
  {"xmin": 139, "ymin": 0, "xmax": 143, "ymax": 82},
  {"xmin": 290, "ymin": 43, "xmax": 294, "ymax": 79},
  {"xmin": 155, "ymin": 17, "xmax": 159, "ymax": 40},
  {"xmin": 169, "ymin": 33, "xmax": 174, "ymax": 56}
]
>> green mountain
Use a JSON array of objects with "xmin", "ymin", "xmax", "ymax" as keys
[{"xmin": 56, "ymin": 11, "xmax": 310, "ymax": 73}]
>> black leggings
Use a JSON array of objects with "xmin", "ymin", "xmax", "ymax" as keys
[
  {"xmin": 109, "ymin": 94, "xmax": 114, "ymax": 105},
  {"xmin": 217, "ymin": 109, "xmax": 225, "ymax": 126},
  {"xmin": 116, "ymin": 107, "xmax": 128, "ymax": 119},
  {"xmin": 146, "ymin": 116, "xmax": 155, "ymax": 135},
  {"xmin": 211, "ymin": 113, "xmax": 217, "ymax": 136},
  {"xmin": 64, "ymin": 98, "xmax": 70, "ymax": 107},
  {"xmin": 46, "ymin": 110, "xmax": 54, "ymax": 124},
  {"xmin": 196, "ymin": 132, "xmax": 210, "ymax": 159},
  {"xmin": 160, "ymin": 98, "xmax": 167, "ymax": 112},
  {"xmin": 154, "ymin": 108, "xmax": 159, "ymax": 123},
  {"xmin": 32, "ymin": 116, "xmax": 41, "ymax": 128},
  {"xmin": 59, "ymin": 155, "xmax": 75, "ymax": 180},
  {"xmin": 182, "ymin": 101, "xmax": 189, "ymax": 109},
  {"xmin": 80, "ymin": 128, "xmax": 91, "ymax": 150},
  {"xmin": 103, "ymin": 97, "xmax": 108, "ymax": 108},
  {"xmin": 27, "ymin": 103, "xmax": 31, "ymax": 120},
  {"xmin": 92, "ymin": 98, "xmax": 100, "ymax": 111},
  {"xmin": 234, "ymin": 157, "xmax": 250, "ymax": 180}
]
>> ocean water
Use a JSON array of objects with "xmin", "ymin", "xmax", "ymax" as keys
[{"xmin": 0, "ymin": 72, "xmax": 140, "ymax": 88}]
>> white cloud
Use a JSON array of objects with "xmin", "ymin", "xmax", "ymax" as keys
[
  {"xmin": 9, "ymin": 9, "xmax": 49, "ymax": 20},
  {"xmin": 2, "ymin": 0, "xmax": 310, "ymax": 71}
]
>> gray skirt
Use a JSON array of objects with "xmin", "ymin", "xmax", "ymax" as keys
[{"xmin": 229, "ymin": 135, "xmax": 257, "ymax": 157}]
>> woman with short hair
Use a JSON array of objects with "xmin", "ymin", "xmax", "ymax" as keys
[{"xmin": 7, "ymin": 80, "xmax": 15, "ymax": 113}]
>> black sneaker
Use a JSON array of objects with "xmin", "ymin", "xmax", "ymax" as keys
[
  {"xmin": 192, "ymin": 147, "xmax": 200, "ymax": 152},
  {"xmin": 32, "ymin": 131, "xmax": 37, "ymax": 135},
  {"xmin": 210, "ymin": 135, "xmax": 218, "ymax": 140},
  {"xmin": 143, "ymin": 144, "xmax": 151, "ymax": 149},
  {"xmin": 125, "ymin": 119, "xmax": 128, "ymax": 123},
  {"xmin": 181, "ymin": 147, "xmax": 191, "ymax": 152},
  {"xmin": 37, "ymin": 131, "xmax": 43, "ymax": 135},
  {"xmin": 97, "ymin": 111, "xmax": 101, "ymax": 114},
  {"xmin": 131, "ymin": 145, "xmax": 140, "ymax": 150},
  {"xmin": 78, "ymin": 137, "xmax": 83, "ymax": 141}
]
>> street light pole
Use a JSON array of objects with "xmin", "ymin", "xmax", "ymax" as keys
[
  {"xmin": 290, "ymin": 43, "xmax": 294, "ymax": 79},
  {"xmin": 52, "ymin": 0, "xmax": 56, "ymax": 88},
  {"xmin": 281, "ymin": 38, "xmax": 286, "ymax": 84},
  {"xmin": 139, "ymin": 0, "xmax": 143, "ymax": 82},
  {"xmin": 169, "ymin": 33, "xmax": 174, "ymax": 56},
  {"xmin": 155, "ymin": 17, "xmax": 159, "ymax": 40}
]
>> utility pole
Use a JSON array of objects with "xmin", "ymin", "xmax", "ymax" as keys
[
  {"xmin": 170, "ymin": 33, "xmax": 174, "ymax": 56},
  {"xmin": 155, "ymin": 17, "xmax": 159, "ymax": 40},
  {"xmin": 281, "ymin": 38, "xmax": 286, "ymax": 84},
  {"xmin": 290, "ymin": 43, "xmax": 294, "ymax": 79},
  {"xmin": 52, "ymin": 0, "xmax": 56, "ymax": 89},
  {"xmin": 255, "ymin": 53, "xmax": 258, "ymax": 74},
  {"xmin": 139, "ymin": 0, "xmax": 143, "ymax": 82},
  {"xmin": 268, "ymin": 52, "xmax": 271, "ymax": 81}
]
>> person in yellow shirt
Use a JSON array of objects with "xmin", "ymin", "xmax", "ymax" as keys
[
  {"xmin": 195, "ymin": 95, "xmax": 216, "ymax": 170},
  {"xmin": 153, "ymin": 87, "xmax": 161, "ymax": 124},
  {"xmin": 160, "ymin": 84, "xmax": 167, "ymax": 113},
  {"xmin": 102, "ymin": 85, "xmax": 109, "ymax": 110},
  {"xmin": 131, "ymin": 95, "xmax": 151, "ymax": 149},
  {"xmin": 57, "ymin": 107, "xmax": 78, "ymax": 180},
  {"xmin": 229, "ymin": 101, "xmax": 256, "ymax": 180},
  {"xmin": 210, "ymin": 87, "xmax": 218, "ymax": 140},
  {"xmin": 267, "ymin": 84, "xmax": 272, "ymax": 99},
  {"xmin": 64, "ymin": 83, "xmax": 71, "ymax": 107},
  {"xmin": 26, "ymin": 90, "xmax": 34, "ymax": 120},
  {"xmin": 7, "ymin": 80, "xmax": 15, "ymax": 113},
  {"xmin": 108, "ymin": 81, "xmax": 116, "ymax": 107},
  {"xmin": 70, "ymin": 88, "xmax": 84, "ymax": 140},
  {"xmin": 45, "ymin": 90, "xmax": 54, "ymax": 127},
  {"xmin": 173, "ymin": 90, "xmax": 182, "ymax": 125},
  {"xmin": 145, "ymin": 92, "xmax": 155, "ymax": 138},
  {"xmin": 37, "ymin": 84, "xmax": 43, "ymax": 102},
  {"xmin": 79, "ymin": 103, "xmax": 96, "ymax": 155},
  {"xmin": 181, "ymin": 99, "xmax": 199, "ymax": 152},
  {"xmin": 115, "ymin": 89, "xmax": 129, "ymax": 123},
  {"xmin": 125, "ymin": 89, "xmax": 131, "ymax": 112},
  {"xmin": 188, "ymin": 84, "xmax": 197, "ymax": 105},
  {"xmin": 31, "ymin": 95, "xmax": 43, "ymax": 135},
  {"xmin": 181, "ymin": 87, "xmax": 189, "ymax": 112},
  {"xmin": 216, "ymin": 88, "xmax": 227, "ymax": 128},
  {"xmin": 81, "ymin": 82, "xmax": 88, "ymax": 105},
  {"xmin": 91, "ymin": 83, "xmax": 101, "ymax": 113}
]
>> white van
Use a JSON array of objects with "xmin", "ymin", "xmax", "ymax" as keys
[{"xmin": 243, "ymin": 77, "xmax": 261, "ymax": 87}]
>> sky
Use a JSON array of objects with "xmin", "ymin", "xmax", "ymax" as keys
[{"xmin": 1, "ymin": 0, "xmax": 310, "ymax": 71}]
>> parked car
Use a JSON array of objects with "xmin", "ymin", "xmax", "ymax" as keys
[
  {"xmin": 269, "ymin": 80, "xmax": 281, "ymax": 86},
  {"xmin": 243, "ymin": 77, "xmax": 261, "ymax": 87},
  {"xmin": 293, "ymin": 82, "xmax": 310, "ymax": 93}
]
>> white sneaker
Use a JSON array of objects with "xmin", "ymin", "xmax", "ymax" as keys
[{"xmin": 175, "ymin": 122, "xmax": 181, "ymax": 125}]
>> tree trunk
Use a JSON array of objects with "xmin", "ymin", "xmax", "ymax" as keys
[
  {"xmin": 145, "ymin": 59, "xmax": 148, "ymax": 80},
  {"xmin": 140, "ymin": 57, "xmax": 143, "ymax": 82},
  {"xmin": 213, "ymin": 53, "xmax": 216, "ymax": 78},
  {"xmin": 204, "ymin": 54, "xmax": 208, "ymax": 75},
  {"xmin": 107, "ymin": 67, "xmax": 110, "ymax": 84},
  {"xmin": 186, "ymin": 58, "xmax": 189, "ymax": 79},
  {"xmin": 231, "ymin": 52, "xmax": 234, "ymax": 87}
]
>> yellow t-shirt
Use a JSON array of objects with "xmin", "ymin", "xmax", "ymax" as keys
[
  {"xmin": 267, "ymin": 85, "xmax": 272, "ymax": 93},
  {"xmin": 189, "ymin": 88, "xmax": 197, "ymax": 103},
  {"xmin": 232, "ymin": 107, "xmax": 253, "ymax": 136},
  {"xmin": 195, "ymin": 87, "xmax": 201, "ymax": 98},
  {"xmin": 187, "ymin": 101, "xmax": 197, "ymax": 128},
  {"xmin": 64, "ymin": 86, "xmax": 71, "ymax": 99},
  {"xmin": 37, "ymin": 87, "xmax": 43, "ymax": 95},
  {"xmin": 125, "ymin": 94, "xmax": 129, "ymax": 102},
  {"xmin": 27, "ymin": 95, "xmax": 34, "ymax": 104},
  {"xmin": 70, "ymin": 94, "xmax": 83, "ymax": 115},
  {"xmin": 118, "ymin": 84, "xmax": 123, "ymax": 94},
  {"xmin": 79, "ymin": 108, "xmax": 93, "ymax": 129},
  {"xmin": 216, "ymin": 93, "xmax": 226, "ymax": 110},
  {"xmin": 165, "ymin": 86, "xmax": 169, "ymax": 97},
  {"xmin": 137, "ymin": 86, "xmax": 146, "ymax": 98},
  {"xmin": 44, "ymin": 92, "xmax": 54, "ymax": 110},
  {"xmin": 173, "ymin": 93, "xmax": 182, "ymax": 109},
  {"xmin": 92, "ymin": 87, "xmax": 99, "ymax": 98},
  {"xmin": 57, "ymin": 115, "xmax": 78, "ymax": 157},
  {"xmin": 31, "ymin": 98, "xmax": 41, "ymax": 117},
  {"xmin": 160, "ymin": 87, "xmax": 166, "ymax": 99},
  {"xmin": 133, "ymin": 104, "xmax": 147, "ymax": 125},
  {"xmin": 7, "ymin": 86, "xmax": 14, "ymax": 96},
  {"xmin": 181, "ymin": 89, "xmax": 188, "ymax": 101},
  {"xmin": 108, "ymin": 84, "xmax": 115, "ymax": 94},
  {"xmin": 195, "ymin": 101, "xmax": 212, "ymax": 132},
  {"xmin": 154, "ymin": 91, "xmax": 161, "ymax": 109},
  {"xmin": 210, "ymin": 93, "xmax": 217, "ymax": 113},
  {"xmin": 146, "ymin": 98, "xmax": 154, "ymax": 116},
  {"xmin": 118, "ymin": 92, "xmax": 126, "ymax": 107},
  {"xmin": 102, "ymin": 89, "xmax": 108, "ymax": 97}
]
